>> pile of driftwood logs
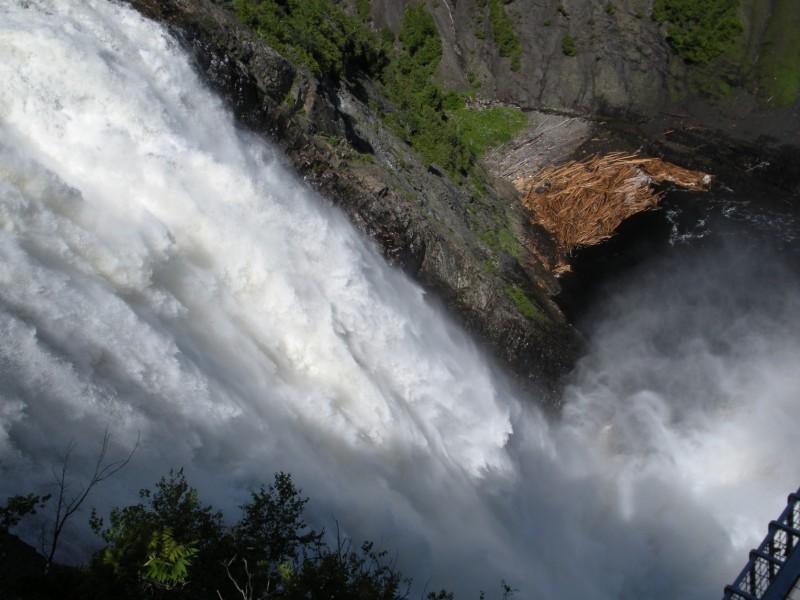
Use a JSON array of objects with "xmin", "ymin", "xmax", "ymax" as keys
[{"xmin": 522, "ymin": 152, "xmax": 711, "ymax": 273}]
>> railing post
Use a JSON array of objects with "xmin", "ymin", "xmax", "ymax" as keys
[
  {"xmin": 768, "ymin": 535, "xmax": 776, "ymax": 580},
  {"xmin": 767, "ymin": 532, "xmax": 775, "ymax": 583}
]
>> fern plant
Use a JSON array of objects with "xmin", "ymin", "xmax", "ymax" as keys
[{"xmin": 143, "ymin": 528, "xmax": 198, "ymax": 589}]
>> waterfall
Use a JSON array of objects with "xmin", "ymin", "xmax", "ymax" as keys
[{"xmin": 1, "ymin": 1, "xmax": 798, "ymax": 597}]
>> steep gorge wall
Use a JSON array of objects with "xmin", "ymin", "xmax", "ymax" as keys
[{"xmin": 369, "ymin": 0, "xmax": 800, "ymax": 144}]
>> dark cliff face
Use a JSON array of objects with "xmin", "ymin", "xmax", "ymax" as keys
[
  {"xmin": 123, "ymin": 0, "xmax": 583, "ymax": 401},
  {"xmin": 371, "ymin": 0, "xmax": 800, "ymax": 145},
  {"xmin": 376, "ymin": 0, "xmax": 669, "ymax": 115}
]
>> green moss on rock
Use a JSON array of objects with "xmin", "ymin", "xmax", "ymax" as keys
[
  {"xmin": 561, "ymin": 33, "xmax": 577, "ymax": 56},
  {"xmin": 447, "ymin": 105, "xmax": 528, "ymax": 157},
  {"xmin": 480, "ymin": 227, "xmax": 523, "ymax": 259},
  {"xmin": 506, "ymin": 285, "xmax": 542, "ymax": 320},
  {"xmin": 756, "ymin": 0, "xmax": 800, "ymax": 106}
]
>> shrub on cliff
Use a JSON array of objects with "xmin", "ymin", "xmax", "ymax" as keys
[
  {"xmin": 488, "ymin": 0, "xmax": 522, "ymax": 71},
  {"xmin": 653, "ymin": 0, "xmax": 742, "ymax": 64},
  {"xmin": 561, "ymin": 34, "xmax": 577, "ymax": 57},
  {"xmin": 382, "ymin": 5, "xmax": 474, "ymax": 176},
  {"xmin": 232, "ymin": 1, "xmax": 527, "ymax": 179},
  {"xmin": 232, "ymin": 0, "xmax": 386, "ymax": 81}
]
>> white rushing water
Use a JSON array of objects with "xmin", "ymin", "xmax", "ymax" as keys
[{"xmin": 1, "ymin": 1, "xmax": 799, "ymax": 597}]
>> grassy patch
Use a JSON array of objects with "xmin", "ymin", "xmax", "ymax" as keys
[
  {"xmin": 561, "ymin": 33, "xmax": 577, "ymax": 56},
  {"xmin": 756, "ymin": 0, "xmax": 800, "ymax": 106},
  {"xmin": 506, "ymin": 285, "xmax": 541, "ymax": 320},
  {"xmin": 690, "ymin": 69, "xmax": 736, "ymax": 99},
  {"xmin": 447, "ymin": 105, "xmax": 528, "ymax": 157},
  {"xmin": 482, "ymin": 258, "xmax": 498, "ymax": 273},
  {"xmin": 652, "ymin": 0, "xmax": 742, "ymax": 64},
  {"xmin": 488, "ymin": 0, "xmax": 522, "ymax": 71},
  {"xmin": 480, "ymin": 227, "xmax": 523, "ymax": 259},
  {"xmin": 355, "ymin": 0, "xmax": 370, "ymax": 21}
]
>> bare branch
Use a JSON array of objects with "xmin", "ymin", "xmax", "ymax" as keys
[
  {"xmin": 44, "ymin": 430, "xmax": 139, "ymax": 572},
  {"xmin": 222, "ymin": 556, "xmax": 253, "ymax": 600}
]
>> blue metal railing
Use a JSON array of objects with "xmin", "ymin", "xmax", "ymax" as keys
[{"xmin": 724, "ymin": 488, "xmax": 800, "ymax": 600}]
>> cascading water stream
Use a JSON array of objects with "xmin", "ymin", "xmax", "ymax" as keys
[{"xmin": 1, "ymin": 2, "xmax": 798, "ymax": 597}]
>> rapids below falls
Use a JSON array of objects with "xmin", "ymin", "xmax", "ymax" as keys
[{"xmin": 1, "ymin": 2, "xmax": 799, "ymax": 598}]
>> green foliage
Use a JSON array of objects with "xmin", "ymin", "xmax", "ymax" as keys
[
  {"xmin": 652, "ymin": 0, "xmax": 742, "ymax": 64},
  {"xmin": 236, "ymin": 472, "xmax": 316, "ymax": 563},
  {"xmin": 232, "ymin": 0, "xmax": 386, "ymax": 80},
  {"xmin": 480, "ymin": 227, "xmax": 523, "ymax": 259},
  {"xmin": 90, "ymin": 470, "xmax": 434, "ymax": 599},
  {"xmin": 380, "ymin": 25, "xmax": 395, "ymax": 46},
  {"xmin": 382, "ymin": 5, "xmax": 474, "ymax": 176},
  {"xmin": 756, "ymin": 0, "xmax": 800, "ymax": 106},
  {"xmin": 92, "ymin": 468, "xmax": 227, "ymax": 599},
  {"xmin": 398, "ymin": 4, "xmax": 441, "ymax": 63},
  {"xmin": 488, "ymin": 0, "xmax": 522, "ymax": 71},
  {"xmin": 380, "ymin": 5, "xmax": 528, "ymax": 176},
  {"xmin": 355, "ymin": 0, "xmax": 371, "ymax": 21},
  {"xmin": 282, "ymin": 539, "xmax": 407, "ymax": 599},
  {"xmin": 506, "ymin": 285, "xmax": 541, "ymax": 320},
  {"xmin": 143, "ymin": 528, "xmax": 198, "ymax": 590},
  {"xmin": 605, "ymin": 2, "xmax": 616, "ymax": 15},
  {"xmin": 233, "ymin": 471, "xmax": 324, "ymax": 595},
  {"xmin": 688, "ymin": 63, "xmax": 738, "ymax": 99},
  {"xmin": 0, "ymin": 493, "xmax": 50, "ymax": 531},
  {"xmin": 231, "ymin": 1, "xmax": 528, "ymax": 178},
  {"xmin": 448, "ymin": 106, "xmax": 527, "ymax": 157},
  {"xmin": 561, "ymin": 33, "xmax": 577, "ymax": 57},
  {"xmin": 277, "ymin": 561, "xmax": 295, "ymax": 581},
  {"xmin": 1, "ymin": 468, "xmax": 530, "ymax": 599}
]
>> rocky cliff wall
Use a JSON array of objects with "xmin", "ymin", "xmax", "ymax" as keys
[{"xmin": 369, "ymin": 0, "xmax": 799, "ymax": 145}]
